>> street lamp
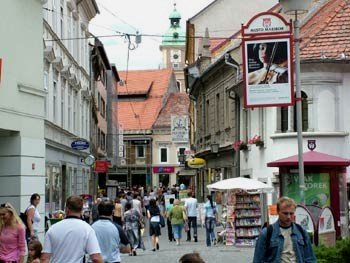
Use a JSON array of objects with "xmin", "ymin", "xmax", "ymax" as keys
[
  {"xmin": 210, "ymin": 143, "xmax": 219, "ymax": 154},
  {"xmin": 279, "ymin": 0, "xmax": 312, "ymax": 204}
]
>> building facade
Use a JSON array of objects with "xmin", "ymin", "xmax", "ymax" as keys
[
  {"xmin": 42, "ymin": 0, "xmax": 99, "ymax": 212},
  {"xmin": 152, "ymin": 93, "xmax": 191, "ymax": 190},
  {"xmin": 0, "ymin": 0, "xmax": 46, "ymax": 238}
]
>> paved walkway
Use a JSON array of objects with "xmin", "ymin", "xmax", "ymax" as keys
[{"xmin": 121, "ymin": 223, "xmax": 254, "ymax": 263}]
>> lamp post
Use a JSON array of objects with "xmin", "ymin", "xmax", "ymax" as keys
[{"xmin": 279, "ymin": 0, "xmax": 311, "ymax": 204}]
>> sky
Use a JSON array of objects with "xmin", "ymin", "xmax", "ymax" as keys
[{"xmin": 89, "ymin": 0, "xmax": 214, "ymax": 71}]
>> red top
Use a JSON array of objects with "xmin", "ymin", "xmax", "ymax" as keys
[
  {"xmin": 267, "ymin": 151, "xmax": 350, "ymax": 167},
  {"xmin": 0, "ymin": 224, "xmax": 27, "ymax": 261}
]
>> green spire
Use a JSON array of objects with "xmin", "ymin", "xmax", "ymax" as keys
[{"xmin": 161, "ymin": 3, "xmax": 185, "ymax": 46}]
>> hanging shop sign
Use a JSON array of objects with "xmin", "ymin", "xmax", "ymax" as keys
[
  {"xmin": 71, "ymin": 139, "xmax": 89, "ymax": 150},
  {"xmin": 94, "ymin": 160, "xmax": 109, "ymax": 173},
  {"xmin": 187, "ymin": 158, "xmax": 206, "ymax": 169},
  {"xmin": 241, "ymin": 12, "xmax": 294, "ymax": 108}
]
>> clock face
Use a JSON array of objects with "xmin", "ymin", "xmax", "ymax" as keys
[{"xmin": 84, "ymin": 155, "xmax": 95, "ymax": 166}]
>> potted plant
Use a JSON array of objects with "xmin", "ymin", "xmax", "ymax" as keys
[
  {"xmin": 233, "ymin": 140, "xmax": 248, "ymax": 151},
  {"xmin": 248, "ymin": 135, "xmax": 264, "ymax": 147}
]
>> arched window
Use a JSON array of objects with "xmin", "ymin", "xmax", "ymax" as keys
[{"xmin": 293, "ymin": 91, "xmax": 308, "ymax": 132}]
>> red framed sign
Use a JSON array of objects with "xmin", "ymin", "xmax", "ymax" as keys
[{"xmin": 241, "ymin": 12, "xmax": 294, "ymax": 108}]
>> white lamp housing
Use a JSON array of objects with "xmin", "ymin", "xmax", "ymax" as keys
[{"xmin": 279, "ymin": 0, "xmax": 312, "ymax": 14}]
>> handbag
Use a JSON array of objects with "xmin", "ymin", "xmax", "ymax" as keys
[
  {"xmin": 159, "ymin": 215, "xmax": 166, "ymax": 228},
  {"xmin": 182, "ymin": 210, "xmax": 188, "ymax": 221},
  {"xmin": 184, "ymin": 220, "xmax": 189, "ymax": 232}
]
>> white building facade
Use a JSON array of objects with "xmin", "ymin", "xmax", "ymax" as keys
[
  {"xmin": 42, "ymin": 0, "xmax": 99, "ymax": 212},
  {"xmin": 0, "ymin": 0, "xmax": 46, "ymax": 238}
]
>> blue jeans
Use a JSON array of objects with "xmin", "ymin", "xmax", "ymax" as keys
[
  {"xmin": 172, "ymin": 224, "xmax": 183, "ymax": 239},
  {"xmin": 205, "ymin": 217, "xmax": 216, "ymax": 246}
]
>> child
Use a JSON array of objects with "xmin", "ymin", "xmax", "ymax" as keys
[{"xmin": 27, "ymin": 240, "xmax": 42, "ymax": 263}]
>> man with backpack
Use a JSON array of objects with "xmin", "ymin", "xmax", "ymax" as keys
[{"xmin": 253, "ymin": 197, "xmax": 316, "ymax": 263}]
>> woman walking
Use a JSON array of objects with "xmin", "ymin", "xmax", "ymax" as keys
[
  {"xmin": 169, "ymin": 199, "xmax": 186, "ymax": 246},
  {"xmin": 113, "ymin": 197, "xmax": 123, "ymax": 226},
  {"xmin": 0, "ymin": 203, "xmax": 27, "ymax": 263},
  {"xmin": 26, "ymin": 193, "xmax": 41, "ymax": 241},
  {"xmin": 147, "ymin": 199, "xmax": 161, "ymax": 251},
  {"xmin": 165, "ymin": 198, "xmax": 175, "ymax": 242},
  {"xmin": 203, "ymin": 195, "xmax": 217, "ymax": 247},
  {"xmin": 124, "ymin": 202, "xmax": 141, "ymax": 256}
]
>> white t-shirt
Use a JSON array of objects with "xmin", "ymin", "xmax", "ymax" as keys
[
  {"xmin": 280, "ymin": 227, "xmax": 297, "ymax": 263},
  {"xmin": 185, "ymin": 197, "xmax": 198, "ymax": 217},
  {"xmin": 132, "ymin": 199, "xmax": 142, "ymax": 214},
  {"xmin": 28, "ymin": 205, "xmax": 41, "ymax": 231},
  {"xmin": 43, "ymin": 217, "xmax": 101, "ymax": 263}
]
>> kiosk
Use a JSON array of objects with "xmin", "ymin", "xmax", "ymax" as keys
[{"xmin": 267, "ymin": 149, "xmax": 350, "ymax": 241}]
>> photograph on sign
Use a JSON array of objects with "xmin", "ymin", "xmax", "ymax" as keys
[{"xmin": 244, "ymin": 37, "xmax": 293, "ymax": 107}]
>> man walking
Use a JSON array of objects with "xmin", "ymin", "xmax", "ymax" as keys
[
  {"xmin": 253, "ymin": 196, "xmax": 316, "ymax": 263},
  {"xmin": 184, "ymin": 191, "xmax": 198, "ymax": 242},
  {"xmin": 92, "ymin": 201, "xmax": 131, "ymax": 262},
  {"xmin": 41, "ymin": 195, "xmax": 103, "ymax": 263}
]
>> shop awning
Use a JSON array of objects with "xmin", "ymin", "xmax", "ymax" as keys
[
  {"xmin": 177, "ymin": 169, "xmax": 197, "ymax": 176},
  {"xmin": 267, "ymin": 151, "xmax": 350, "ymax": 167}
]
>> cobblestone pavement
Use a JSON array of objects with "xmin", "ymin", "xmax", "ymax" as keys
[{"xmin": 121, "ymin": 223, "xmax": 254, "ymax": 263}]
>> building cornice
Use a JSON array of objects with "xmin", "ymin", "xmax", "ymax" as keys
[
  {"xmin": 271, "ymin": 131, "xmax": 349, "ymax": 139},
  {"xmin": 43, "ymin": 20, "xmax": 89, "ymax": 78}
]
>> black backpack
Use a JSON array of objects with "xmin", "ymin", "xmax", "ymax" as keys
[{"xmin": 19, "ymin": 208, "xmax": 32, "ymax": 236}]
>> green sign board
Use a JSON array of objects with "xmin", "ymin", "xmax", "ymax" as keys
[{"xmin": 282, "ymin": 173, "xmax": 330, "ymax": 207}]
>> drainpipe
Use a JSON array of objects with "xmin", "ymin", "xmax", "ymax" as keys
[
  {"xmin": 226, "ymin": 53, "xmax": 241, "ymax": 178},
  {"xmin": 224, "ymin": 53, "xmax": 240, "ymax": 83}
]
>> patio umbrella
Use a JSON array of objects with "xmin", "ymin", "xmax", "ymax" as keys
[{"xmin": 207, "ymin": 177, "xmax": 273, "ymax": 193}]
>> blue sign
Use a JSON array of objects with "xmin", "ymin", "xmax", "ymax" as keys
[{"xmin": 71, "ymin": 139, "xmax": 89, "ymax": 150}]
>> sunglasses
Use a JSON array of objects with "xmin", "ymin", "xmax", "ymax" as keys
[
  {"xmin": 281, "ymin": 212, "xmax": 295, "ymax": 216},
  {"xmin": 0, "ymin": 203, "xmax": 10, "ymax": 208}
]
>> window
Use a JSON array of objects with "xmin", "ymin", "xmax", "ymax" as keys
[
  {"xmin": 178, "ymin": 147, "xmax": 186, "ymax": 155},
  {"xmin": 281, "ymin": 107, "xmax": 288, "ymax": 132},
  {"xmin": 293, "ymin": 91, "xmax": 308, "ymax": 132},
  {"xmin": 97, "ymin": 128, "xmax": 101, "ymax": 148},
  {"xmin": 101, "ymin": 131, "xmax": 106, "ymax": 150},
  {"xmin": 53, "ymin": 80, "xmax": 57, "ymax": 123},
  {"xmin": 85, "ymin": 101, "xmax": 89, "ymax": 138},
  {"xmin": 67, "ymin": 11, "xmax": 72, "ymax": 51},
  {"xmin": 68, "ymin": 86, "xmax": 72, "ymax": 130},
  {"xmin": 136, "ymin": 145, "xmax": 145, "ymax": 158},
  {"xmin": 100, "ymin": 98, "xmax": 106, "ymax": 118},
  {"xmin": 225, "ymin": 90, "xmax": 232, "ymax": 127},
  {"xmin": 73, "ymin": 90, "xmax": 78, "ymax": 133},
  {"xmin": 216, "ymin": 93, "xmax": 220, "ymax": 128},
  {"xmin": 44, "ymin": 72, "xmax": 49, "ymax": 118},
  {"xmin": 60, "ymin": 78, "xmax": 65, "ymax": 127},
  {"xmin": 60, "ymin": 1, "xmax": 64, "ymax": 39},
  {"xmin": 73, "ymin": 19, "xmax": 79, "ymax": 61},
  {"xmin": 160, "ymin": 147, "xmax": 168, "ymax": 163},
  {"xmin": 176, "ymin": 81, "xmax": 181, "ymax": 91},
  {"xmin": 52, "ymin": 0, "xmax": 57, "ymax": 32},
  {"xmin": 205, "ymin": 99, "xmax": 210, "ymax": 134},
  {"xmin": 173, "ymin": 63, "xmax": 179, "ymax": 69},
  {"xmin": 81, "ymin": 100, "xmax": 84, "ymax": 137}
]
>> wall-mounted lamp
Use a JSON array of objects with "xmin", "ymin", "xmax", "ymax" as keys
[{"xmin": 210, "ymin": 143, "xmax": 219, "ymax": 154}]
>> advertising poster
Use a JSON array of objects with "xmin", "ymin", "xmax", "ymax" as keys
[
  {"xmin": 244, "ymin": 38, "xmax": 293, "ymax": 107},
  {"xmin": 282, "ymin": 173, "xmax": 330, "ymax": 207}
]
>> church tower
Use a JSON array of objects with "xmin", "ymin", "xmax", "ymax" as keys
[{"xmin": 160, "ymin": 3, "xmax": 186, "ymax": 92}]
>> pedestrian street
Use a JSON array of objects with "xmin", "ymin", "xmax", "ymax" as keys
[{"xmin": 121, "ymin": 223, "xmax": 254, "ymax": 263}]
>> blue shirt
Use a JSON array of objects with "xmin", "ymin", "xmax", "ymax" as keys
[
  {"xmin": 91, "ymin": 218, "xmax": 121, "ymax": 263},
  {"xmin": 203, "ymin": 201, "xmax": 217, "ymax": 218}
]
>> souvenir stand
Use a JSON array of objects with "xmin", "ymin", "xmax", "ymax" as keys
[{"xmin": 207, "ymin": 177, "xmax": 272, "ymax": 247}]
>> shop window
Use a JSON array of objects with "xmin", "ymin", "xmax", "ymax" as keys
[{"xmin": 159, "ymin": 174, "xmax": 169, "ymax": 188}]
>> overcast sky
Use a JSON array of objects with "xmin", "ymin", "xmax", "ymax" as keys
[{"xmin": 90, "ymin": 0, "xmax": 214, "ymax": 71}]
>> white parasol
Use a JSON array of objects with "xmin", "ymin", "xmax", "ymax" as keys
[{"xmin": 207, "ymin": 177, "xmax": 273, "ymax": 193}]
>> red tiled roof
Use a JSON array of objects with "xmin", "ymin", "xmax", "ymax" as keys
[
  {"xmin": 153, "ymin": 93, "xmax": 190, "ymax": 128},
  {"xmin": 300, "ymin": 0, "xmax": 350, "ymax": 60},
  {"xmin": 267, "ymin": 151, "xmax": 350, "ymax": 167},
  {"xmin": 115, "ymin": 69, "xmax": 173, "ymax": 131}
]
